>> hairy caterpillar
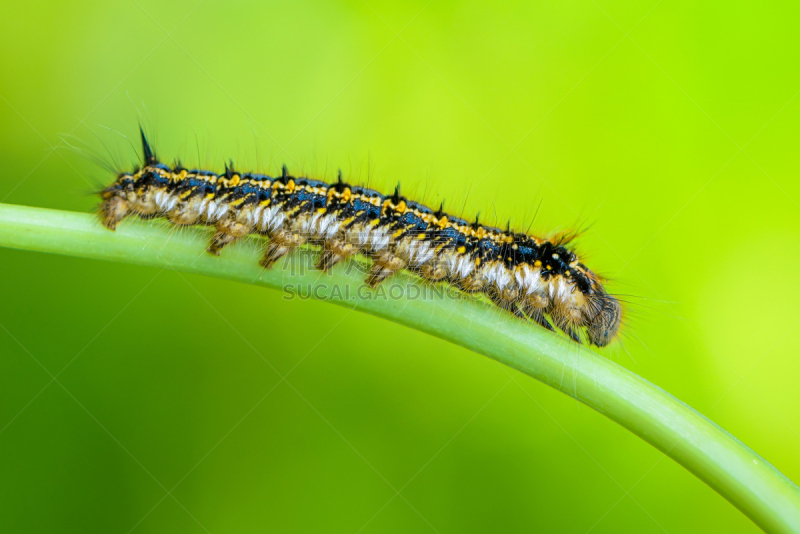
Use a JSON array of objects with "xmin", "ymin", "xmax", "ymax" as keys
[{"xmin": 98, "ymin": 129, "xmax": 622, "ymax": 346}]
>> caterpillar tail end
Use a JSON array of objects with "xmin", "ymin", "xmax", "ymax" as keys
[{"xmin": 98, "ymin": 196, "xmax": 130, "ymax": 231}]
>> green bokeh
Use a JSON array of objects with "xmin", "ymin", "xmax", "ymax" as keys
[{"xmin": 1, "ymin": 1, "xmax": 799, "ymax": 532}]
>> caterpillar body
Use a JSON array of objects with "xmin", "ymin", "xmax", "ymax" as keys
[{"xmin": 98, "ymin": 130, "xmax": 622, "ymax": 346}]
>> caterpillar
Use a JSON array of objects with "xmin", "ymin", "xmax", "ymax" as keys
[{"xmin": 97, "ymin": 129, "xmax": 622, "ymax": 346}]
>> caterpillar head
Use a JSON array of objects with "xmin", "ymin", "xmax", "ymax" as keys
[
  {"xmin": 586, "ymin": 293, "xmax": 622, "ymax": 347},
  {"xmin": 564, "ymin": 263, "xmax": 623, "ymax": 346}
]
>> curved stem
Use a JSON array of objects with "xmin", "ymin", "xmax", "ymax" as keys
[{"xmin": 1, "ymin": 203, "xmax": 798, "ymax": 533}]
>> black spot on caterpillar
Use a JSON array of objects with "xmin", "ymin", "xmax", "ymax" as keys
[{"xmin": 98, "ymin": 128, "xmax": 622, "ymax": 346}]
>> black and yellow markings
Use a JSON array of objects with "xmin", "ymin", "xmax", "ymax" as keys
[{"xmin": 98, "ymin": 128, "xmax": 621, "ymax": 346}]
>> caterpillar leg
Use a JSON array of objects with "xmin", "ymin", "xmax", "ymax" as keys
[
  {"xmin": 521, "ymin": 296, "xmax": 555, "ymax": 332},
  {"xmin": 167, "ymin": 205, "xmax": 201, "ymax": 226},
  {"xmin": 564, "ymin": 327, "xmax": 582, "ymax": 344},
  {"xmin": 208, "ymin": 220, "xmax": 251, "ymax": 256},
  {"xmin": 552, "ymin": 314, "xmax": 583, "ymax": 344},
  {"xmin": 521, "ymin": 303, "xmax": 555, "ymax": 332},
  {"xmin": 419, "ymin": 261, "xmax": 448, "ymax": 282},
  {"xmin": 259, "ymin": 230, "xmax": 306, "ymax": 269},
  {"xmin": 99, "ymin": 197, "xmax": 131, "ymax": 231},
  {"xmin": 488, "ymin": 290, "xmax": 526, "ymax": 319},
  {"xmin": 316, "ymin": 239, "xmax": 357, "ymax": 271},
  {"xmin": 366, "ymin": 251, "xmax": 405, "ymax": 288},
  {"xmin": 457, "ymin": 274, "xmax": 486, "ymax": 293}
]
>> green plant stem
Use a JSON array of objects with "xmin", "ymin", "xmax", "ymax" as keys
[{"xmin": 1, "ymin": 202, "xmax": 798, "ymax": 532}]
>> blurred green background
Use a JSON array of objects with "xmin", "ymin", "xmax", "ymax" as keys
[{"xmin": 1, "ymin": 0, "xmax": 799, "ymax": 532}]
